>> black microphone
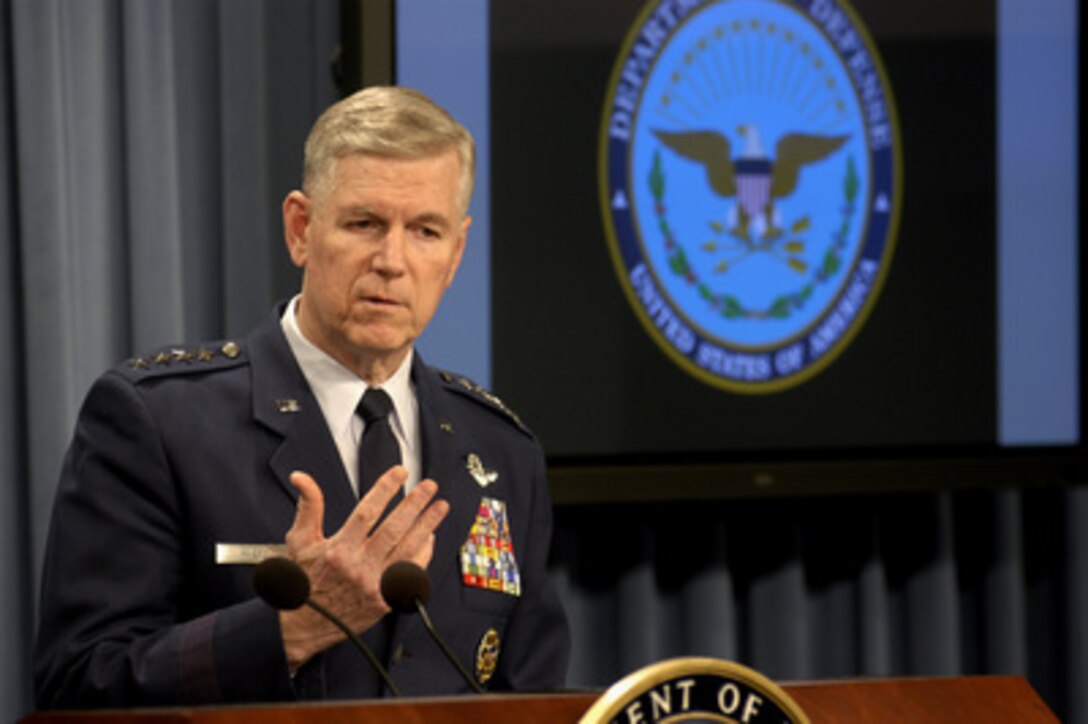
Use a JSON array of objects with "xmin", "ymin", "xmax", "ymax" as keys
[
  {"xmin": 254, "ymin": 556, "xmax": 401, "ymax": 697},
  {"xmin": 381, "ymin": 560, "xmax": 484, "ymax": 694}
]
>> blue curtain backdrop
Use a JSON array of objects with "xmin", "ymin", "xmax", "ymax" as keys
[{"xmin": 0, "ymin": 1, "xmax": 1085, "ymax": 722}]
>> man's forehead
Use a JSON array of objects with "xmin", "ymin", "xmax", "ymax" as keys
[
  {"xmin": 326, "ymin": 152, "xmax": 459, "ymax": 204},
  {"xmin": 334, "ymin": 148, "xmax": 461, "ymax": 173},
  {"xmin": 330, "ymin": 152, "xmax": 458, "ymax": 189}
]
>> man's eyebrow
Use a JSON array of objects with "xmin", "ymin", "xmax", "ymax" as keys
[
  {"xmin": 338, "ymin": 207, "xmax": 450, "ymax": 226},
  {"xmin": 411, "ymin": 212, "xmax": 453, "ymax": 229}
]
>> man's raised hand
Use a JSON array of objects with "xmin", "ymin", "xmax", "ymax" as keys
[{"xmin": 277, "ymin": 466, "xmax": 449, "ymax": 668}]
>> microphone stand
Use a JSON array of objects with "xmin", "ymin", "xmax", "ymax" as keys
[
  {"xmin": 414, "ymin": 599, "xmax": 484, "ymax": 694},
  {"xmin": 307, "ymin": 597, "xmax": 401, "ymax": 697}
]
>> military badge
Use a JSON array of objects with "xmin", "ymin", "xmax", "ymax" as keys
[
  {"xmin": 460, "ymin": 497, "xmax": 521, "ymax": 596},
  {"xmin": 601, "ymin": 0, "xmax": 901, "ymax": 393},
  {"xmin": 466, "ymin": 453, "xmax": 498, "ymax": 488},
  {"xmin": 475, "ymin": 628, "xmax": 501, "ymax": 686}
]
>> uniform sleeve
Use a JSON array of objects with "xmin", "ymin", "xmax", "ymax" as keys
[
  {"xmin": 33, "ymin": 371, "xmax": 296, "ymax": 708},
  {"xmin": 491, "ymin": 440, "xmax": 571, "ymax": 691}
]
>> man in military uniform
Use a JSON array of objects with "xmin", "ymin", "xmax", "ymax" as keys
[{"xmin": 34, "ymin": 86, "xmax": 570, "ymax": 706}]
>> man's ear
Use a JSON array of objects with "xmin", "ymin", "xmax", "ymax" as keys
[{"xmin": 283, "ymin": 191, "xmax": 312, "ymax": 268}]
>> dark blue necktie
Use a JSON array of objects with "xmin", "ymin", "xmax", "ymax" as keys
[
  {"xmin": 356, "ymin": 388, "xmax": 404, "ymax": 678},
  {"xmin": 357, "ymin": 388, "xmax": 401, "ymax": 492}
]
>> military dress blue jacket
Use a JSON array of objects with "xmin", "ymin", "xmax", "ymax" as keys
[{"xmin": 34, "ymin": 304, "xmax": 570, "ymax": 707}]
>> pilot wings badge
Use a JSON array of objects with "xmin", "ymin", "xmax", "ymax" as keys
[{"xmin": 466, "ymin": 453, "xmax": 498, "ymax": 488}]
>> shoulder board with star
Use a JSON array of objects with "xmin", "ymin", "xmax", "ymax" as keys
[
  {"xmin": 119, "ymin": 340, "xmax": 248, "ymax": 381},
  {"xmin": 436, "ymin": 369, "xmax": 532, "ymax": 437}
]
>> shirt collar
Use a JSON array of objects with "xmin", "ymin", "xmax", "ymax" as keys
[{"xmin": 280, "ymin": 296, "xmax": 417, "ymax": 445}]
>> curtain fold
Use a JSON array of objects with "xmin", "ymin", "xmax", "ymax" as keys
[
  {"xmin": 1, "ymin": 1, "xmax": 33, "ymax": 716},
  {"xmin": 857, "ymin": 516, "xmax": 893, "ymax": 676},
  {"xmin": 1067, "ymin": 488, "xmax": 1088, "ymax": 723}
]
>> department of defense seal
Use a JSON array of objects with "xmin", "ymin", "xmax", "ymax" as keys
[
  {"xmin": 600, "ymin": 0, "xmax": 901, "ymax": 393},
  {"xmin": 579, "ymin": 657, "xmax": 809, "ymax": 723}
]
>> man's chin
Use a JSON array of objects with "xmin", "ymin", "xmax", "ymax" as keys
[{"xmin": 342, "ymin": 328, "xmax": 413, "ymax": 359}]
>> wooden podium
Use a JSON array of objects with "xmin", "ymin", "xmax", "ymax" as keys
[{"xmin": 24, "ymin": 675, "xmax": 1057, "ymax": 722}]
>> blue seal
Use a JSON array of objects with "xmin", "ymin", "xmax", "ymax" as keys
[{"xmin": 600, "ymin": 0, "xmax": 901, "ymax": 392}]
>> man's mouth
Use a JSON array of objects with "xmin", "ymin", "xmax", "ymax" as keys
[{"xmin": 359, "ymin": 294, "xmax": 400, "ymax": 307}]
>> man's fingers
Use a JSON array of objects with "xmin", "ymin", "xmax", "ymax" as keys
[
  {"xmin": 385, "ymin": 493, "xmax": 450, "ymax": 567},
  {"xmin": 286, "ymin": 471, "xmax": 326, "ymax": 549},
  {"xmin": 336, "ymin": 465, "xmax": 410, "ymax": 547},
  {"xmin": 407, "ymin": 533, "xmax": 438, "ymax": 571},
  {"xmin": 365, "ymin": 479, "xmax": 442, "ymax": 552}
]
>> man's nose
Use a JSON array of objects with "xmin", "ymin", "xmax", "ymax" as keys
[{"xmin": 373, "ymin": 227, "xmax": 407, "ymax": 274}]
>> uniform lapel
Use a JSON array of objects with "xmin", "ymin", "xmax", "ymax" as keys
[{"xmin": 248, "ymin": 306, "xmax": 357, "ymax": 533}]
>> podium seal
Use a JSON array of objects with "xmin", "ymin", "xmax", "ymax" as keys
[{"xmin": 579, "ymin": 657, "xmax": 809, "ymax": 723}]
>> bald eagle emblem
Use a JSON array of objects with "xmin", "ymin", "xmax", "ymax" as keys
[
  {"xmin": 654, "ymin": 126, "xmax": 848, "ymax": 263},
  {"xmin": 599, "ymin": 0, "xmax": 900, "ymax": 393}
]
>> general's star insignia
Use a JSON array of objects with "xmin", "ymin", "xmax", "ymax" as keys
[{"xmin": 466, "ymin": 453, "xmax": 498, "ymax": 488}]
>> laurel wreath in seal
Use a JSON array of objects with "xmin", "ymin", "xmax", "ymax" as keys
[{"xmin": 650, "ymin": 150, "xmax": 860, "ymax": 320}]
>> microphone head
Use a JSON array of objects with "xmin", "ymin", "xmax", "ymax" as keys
[
  {"xmin": 253, "ymin": 556, "xmax": 310, "ymax": 610},
  {"xmin": 380, "ymin": 560, "xmax": 432, "ymax": 613}
]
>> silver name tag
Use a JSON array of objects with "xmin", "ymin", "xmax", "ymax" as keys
[{"xmin": 215, "ymin": 543, "xmax": 288, "ymax": 565}]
